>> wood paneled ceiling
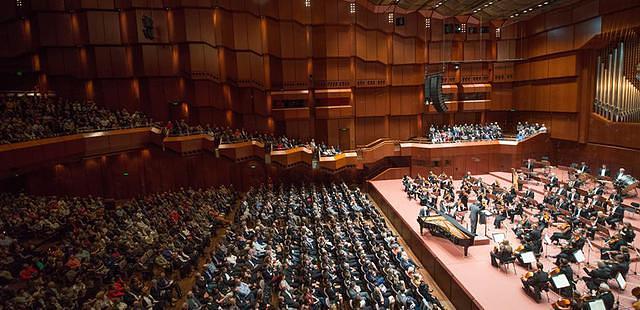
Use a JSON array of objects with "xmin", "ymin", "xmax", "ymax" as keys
[{"xmin": 367, "ymin": 0, "xmax": 581, "ymax": 21}]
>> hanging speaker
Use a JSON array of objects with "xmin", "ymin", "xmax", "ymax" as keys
[{"xmin": 425, "ymin": 73, "xmax": 447, "ymax": 112}]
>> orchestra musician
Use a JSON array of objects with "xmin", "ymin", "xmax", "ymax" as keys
[
  {"xmin": 586, "ymin": 212, "xmax": 606, "ymax": 240},
  {"xmin": 523, "ymin": 187, "xmax": 535, "ymax": 199},
  {"xmin": 549, "ymin": 258, "xmax": 574, "ymax": 297},
  {"xmin": 600, "ymin": 233, "xmax": 627, "ymax": 260},
  {"xmin": 586, "ymin": 185, "xmax": 605, "ymax": 201},
  {"xmin": 553, "ymin": 230, "xmax": 585, "ymax": 264},
  {"xmin": 490, "ymin": 239, "xmax": 514, "ymax": 267},
  {"xmin": 597, "ymin": 283, "xmax": 615, "ymax": 310},
  {"xmin": 598, "ymin": 164, "xmax": 611, "ymax": 178},
  {"xmin": 555, "ymin": 185, "xmax": 568, "ymax": 197},
  {"xmin": 615, "ymin": 168, "xmax": 626, "ymax": 182},
  {"xmin": 545, "ymin": 173, "xmax": 560, "ymax": 191},
  {"xmin": 493, "ymin": 201, "xmax": 508, "ymax": 229},
  {"xmin": 621, "ymin": 222, "xmax": 636, "ymax": 244},
  {"xmin": 582, "ymin": 261, "xmax": 611, "ymax": 291},
  {"xmin": 521, "ymin": 263, "xmax": 549, "ymax": 302},
  {"xmin": 550, "ymin": 222, "xmax": 573, "ymax": 244},
  {"xmin": 605, "ymin": 201, "xmax": 625, "ymax": 228},
  {"xmin": 578, "ymin": 161, "xmax": 590, "ymax": 174},
  {"xmin": 567, "ymin": 188, "xmax": 580, "ymax": 202},
  {"xmin": 526, "ymin": 159, "xmax": 535, "ymax": 172}
]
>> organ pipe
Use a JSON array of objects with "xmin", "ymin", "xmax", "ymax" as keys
[{"xmin": 593, "ymin": 41, "xmax": 640, "ymax": 123}]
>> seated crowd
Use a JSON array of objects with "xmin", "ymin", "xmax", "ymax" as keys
[
  {"xmin": 162, "ymin": 120, "xmax": 342, "ymax": 157},
  {"xmin": 515, "ymin": 122, "xmax": 547, "ymax": 141},
  {"xmin": 182, "ymin": 182, "xmax": 443, "ymax": 309},
  {"xmin": 0, "ymin": 96, "xmax": 152, "ymax": 144},
  {"xmin": 0, "ymin": 186, "xmax": 236, "ymax": 309},
  {"xmin": 428, "ymin": 123, "xmax": 503, "ymax": 144}
]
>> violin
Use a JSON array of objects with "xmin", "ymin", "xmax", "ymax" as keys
[
  {"xmin": 521, "ymin": 271, "xmax": 534, "ymax": 282},
  {"xmin": 552, "ymin": 297, "xmax": 572, "ymax": 310}
]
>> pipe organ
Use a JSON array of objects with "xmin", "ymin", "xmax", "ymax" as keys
[{"xmin": 594, "ymin": 42, "xmax": 640, "ymax": 122}]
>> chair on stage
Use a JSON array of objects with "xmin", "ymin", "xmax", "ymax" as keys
[{"xmin": 499, "ymin": 255, "xmax": 518, "ymax": 274}]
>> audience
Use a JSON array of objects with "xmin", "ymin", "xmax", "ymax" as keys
[
  {"xmin": 0, "ymin": 95, "xmax": 152, "ymax": 144},
  {"xmin": 162, "ymin": 121, "xmax": 343, "ymax": 157},
  {"xmin": 428, "ymin": 123, "xmax": 503, "ymax": 143},
  {"xmin": 182, "ymin": 182, "xmax": 443, "ymax": 309},
  {"xmin": 0, "ymin": 186, "xmax": 236, "ymax": 309},
  {"xmin": 516, "ymin": 122, "xmax": 547, "ymax": 141}
]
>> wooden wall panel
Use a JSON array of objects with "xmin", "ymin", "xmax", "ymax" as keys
[
  {"xmin": 551, "ymin": 113, "xmax": 579, "ymax": 140},
  {"xmin": 389, "ymin": 86, "xmax": 422, "ymax": 115},
  {"xmin": 389, "ymin": 115, "xmax": 418, "ymax": 140},
  {"xmin": 356, "ymin": 116, "xmax": 387, "ymax": 145},
  {"xmin": 573, "ymin": 17, "xmax": 601, "ymax": 48},
  {"xmin": 547, "ymin": 26, "xmax": 574, "ymax": 54},
  {"xmin": 547, "ymin": 81, "xmax": 578, "ymax": 112},
  {"xmin": 354, "ymin": 88, "xmax": 389, "ymax": 117}
]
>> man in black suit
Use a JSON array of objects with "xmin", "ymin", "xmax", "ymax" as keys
[
  {"xmin": 526, "ymin": 159, "xmax": 535, "ymax": 172},
  {"xmin": 521, "ymin": 263, "xmax": 549, "ymax": 302},
  {"xmin": 555, "ymin": 185, "xmax": 568, "ymax": 197},
  {"xmin": 578, "ymin": 161, "xmax": 590, "ymax": 174},
  {"xmin": 615, "ymin": 168, "xmax": 626, "ymax": 182},
  {"xmin": 568, "ymin": 188, "xmax": 580, "ymax": 202},
  {"xmin": 545, "ymin": 173, "xmax": 560, "ymax": 191},
  {"xmin": 606, "ymin": 202, "xmax": 625, "ymax": 227},
  {"xmin": 598, "ymin": 164, "xmax": 611, "ymax": 178},
  {"xmin": 583, "ymin": 261, "xmax": 612, "ymax": 291},
  {"xmin": 469, "ymin": 203, "xmax": 482, "ymax": 235},
  {"xmin": 598, "ymin": 283, "xmax": 615, "ymax": 310},
  {"xmin": 523, "ymin": 187, "xmax": 535, "ymax": 199}
]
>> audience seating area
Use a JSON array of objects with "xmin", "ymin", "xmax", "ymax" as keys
[
  {"xmin": 0, "ymin": 96, "xmax": 153, "ymax": 144},
  {"xmin": 427, "ymin": 123, "xmax": 503, "ymax": 143},
  {"xmin": 0, "ymin": 187, "xmax": 236, "ymax": 309},
  {"xmin": 183, "ymin": 182, "xmax": 443, "ymax": 309},
  {"xmin": 515, "ymin": 122, "xmax": 547, "ymax": 141},
  {"xmin": 162, "ymin": 120, "xmax": 343, "ymax": 157}
]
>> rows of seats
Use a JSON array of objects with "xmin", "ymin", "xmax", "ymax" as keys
[
  {"xmin": 0, "ymin": 186, "xmax": 236, "ymax": 309},
  {"xmin": 184, "ymin": 183, "xmax": 443, "ymax": 309},
  {"xmin": 0, "ymin": 95, "xmax": 152, "ymax": 144}
]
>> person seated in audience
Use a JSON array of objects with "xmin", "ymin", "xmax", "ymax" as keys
[
  {"xmin": 428, "ymin": 123, "xmax": 503, "ymax": 144},
  {"xmin": 0, "ymin": 95, "xmax": 152, "ymax": 144}
]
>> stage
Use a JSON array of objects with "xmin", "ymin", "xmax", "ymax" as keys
[{"xmin": 368, "ymin": 176, "xmax": 640, "ymax": 310}]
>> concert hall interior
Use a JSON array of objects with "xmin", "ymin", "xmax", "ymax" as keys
[{"xmin": 2, "ymin": 0, "xmax": 640, "ymax": 309}]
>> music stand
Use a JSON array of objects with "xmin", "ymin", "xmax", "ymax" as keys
[
  {"xmin": 585, "ymin": 238, "xmax": 593, "ymax": 264},
  {"xmin": 615, "ymin": 272, "xmax": 626, "ymax": 290},
  {"xmin": 481, "ymin": 210, "xmax": 493, "ymax": 237},
  {"xmin": 543, "ymin": 234, "xmax": 552, "ymax": 258},
  {"xmin": 573, "ymin": 250, "xmax": 586, "ymax": 263},
  {"xmin": 573, "ymin": 249, "xmax": 586, "ymax": 277},
  {"xmin": 492, "ymin": 232, "xmax": 505, "ymax": 244},
  {"xmin": 551, "ymin": 274, "xmax": 571, "ymax": 296},
  {"xmin": 587, "ymin": 299, "xmax": 606, "ymax": 310},
  {"xmin": 520, "ymin": 251, "xmax": 536, "ymax": 268}
]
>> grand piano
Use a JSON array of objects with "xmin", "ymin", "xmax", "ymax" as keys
[{"xmin": 418, "ymin": 212, "xmax": 475, "ymax": 256}]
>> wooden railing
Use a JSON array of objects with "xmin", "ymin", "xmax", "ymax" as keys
[{"xmin": 0, "ymin": 127, "xmax": 550, "ymax": 179}]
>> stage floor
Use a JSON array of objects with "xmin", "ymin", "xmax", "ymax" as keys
[{"xmin": 369, "ymin": 177, "xmax": 640, "ymax": 310}]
